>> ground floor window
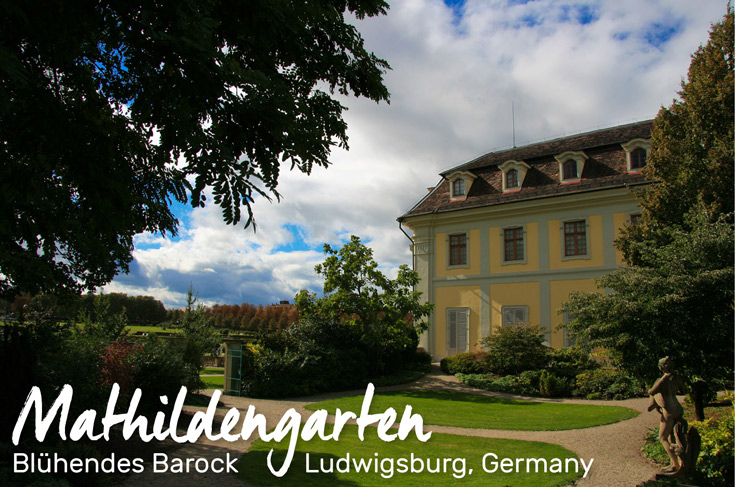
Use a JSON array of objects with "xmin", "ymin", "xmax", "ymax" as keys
[
  {"xmin": 501, "ymin": 306, "xmax": 528, "ymax": 326},
  {"xmin": 447, "ymin": 308, "xmax": 469, "ymax": 355}
]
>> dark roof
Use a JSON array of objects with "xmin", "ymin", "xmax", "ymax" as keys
[{"xmin": 399, "ymin": 120, "xmax": 653, "ymax": 221}]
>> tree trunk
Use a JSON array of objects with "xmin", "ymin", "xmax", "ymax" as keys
[{"xmin": 692, "ymin": 380, "xmax": 706, "ymax": 421}]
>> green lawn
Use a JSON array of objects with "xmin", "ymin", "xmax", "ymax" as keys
[
  {"xmin": 202, "ymin": 367, "xmax": 224, "ymax": 375},
  {"xmin": 238, "ymin": 425, "xmax": 583, "ymax": 486},
  {"xmin": 125, "ymin": 325, "xmax": 181, "ymax": 334},
  {"xmin": 305, "ymin": 389, "xmax": 638, "ymax": 431},
  {"xmin": 201, "ymin": 375, "xmax": 224, "ymax": 389}
]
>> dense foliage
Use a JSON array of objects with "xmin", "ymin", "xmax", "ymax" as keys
[
  {"xmin": 169, "ymin": 301, "xmax": 299, "ymax": 331},
  {"xmin": 641, "ymin": 394, "xmax": 734, "ymax": 487},
  {"xmin": 445, "ymin": 342, "xmax": 643, "ymax": 400},
  {"xmin": 239, "ymin": 236, "xmax": 434, "ymax": 397},
  {"xmin": 564, "ymin": 11, "xmax": 734, "ymax": 420},
  {"xmin": 1, "ymin": 292, "xmax": 167, "ymax": 325},
  {"xmin": 480, "ymin": 323, "xmax": 550, "ymax": 376},
  {"xmin": 295, "ymin": 235, "xmax": 433, "ymax": 376},
  {"xmin": 0, "ymin": 0, "xmax": 391, "ymax": 298}
]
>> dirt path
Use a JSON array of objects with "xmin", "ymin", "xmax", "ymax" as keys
[{"xmin": 119, "ymin": 367, "xmax": 662, "ymax": 486}]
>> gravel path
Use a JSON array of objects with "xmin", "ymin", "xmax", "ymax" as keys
[{"xmin": 120, "ymin": 367, "xmax": 663, "ymax": 486}]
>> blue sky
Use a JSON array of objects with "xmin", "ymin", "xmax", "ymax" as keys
[{"xmin": 104, "ymin": 0, "xmax": 728, "ymax": 309}]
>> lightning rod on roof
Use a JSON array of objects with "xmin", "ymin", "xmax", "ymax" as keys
[{"xmin": 512, "ymin": 101, "xmax": 517, "ymax": 148}]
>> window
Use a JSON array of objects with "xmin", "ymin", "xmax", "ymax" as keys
[
  {"xmin": 622, "ymin": 138, "xmax": 651, "ymax": 173},
  {"xmin": 502, "ymin": 306, "xmax": 528, "ymax": 326},
  {"xmin": 554, "ymin": 151, "xmax": 587, "ymax": 183},
  {"xmin": 564, "ymin": 220, "xmax": 587, "ymax": 257},
  {"xmin": 506, "ymin": 169, "xmax": 519, "ymax": 189},
  {"xmin": 630, "ymin": 213, "xmax": 642, "ymax": 226},
  {"xmin": 447, "ymin": 308, "xmax": 469, "ymax": 355},
  {"xmin": 630, "ymin": 148, "xmax": 647, "ymax": 169},
  {"xmin": 499, "ymin": 160, "xmax": 530, "ymax": 192},
  {"xmin": 503, "ymin": 227, "xmax": 524, "ymax": 262},
  {"xmin": 452, "ymin": 179, "xmax": 465, "ymax": 197},
  {"xmin": 449, "ymin": 234, "xmax": 467, "ymax": 266},
  {"xmin": 562, "ymin": 160, "xmax": 577, "ymax": 180}
]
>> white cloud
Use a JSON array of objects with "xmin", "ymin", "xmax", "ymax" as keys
[{"xmin": 105, "ymin": 0, "xmax": 729, "ymax": 309}]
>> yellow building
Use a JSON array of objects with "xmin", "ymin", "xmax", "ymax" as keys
[{"xmin": 398, "ymin": 121, "xmax": 652, "ymax": 358}]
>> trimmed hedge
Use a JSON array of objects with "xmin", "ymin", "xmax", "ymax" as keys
[{"xmin": 440, "ymin": 352, "xmax": 488, "ymax": 374}]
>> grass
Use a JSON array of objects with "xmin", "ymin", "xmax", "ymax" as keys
[
  {"xmin": 237, "ymin": 424, "xmax": 582, "ymax": 487},
  {"xmin": 200, "ymin": 375, "xmax": 224, "ymax": 389},
  {"xmin": 202, "ymin": 366, "xmax": 224, "ymax": 375},
  {"xmin": 125, "ymin": 325, "xmax": 181, "ymax": 334},
  {"xmin": 305, "ymin": 389, "xmax": 638, "ymax": 431}
]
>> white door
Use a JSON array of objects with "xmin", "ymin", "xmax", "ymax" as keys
[{"xmin": 447, "ymin": 308, "xmax": 469, "ymax": 356}]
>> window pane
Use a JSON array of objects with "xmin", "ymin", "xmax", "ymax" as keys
[
  {"xmin": 448, "ymin": 311, "xmax": 457, "ymax": 349},
  {"xmin": 563, "ymin": 160, "xmax": 577, "ymax": 179},
  {"xmin": 449, "ymin": 234, "xmax": 467, "ymax": 265},
  {"xmin": 564, "ymin": 220, "xmax": 586, "ymax": 256},
  {"xmin": 457, "ymin": 312, "xmax": 467, "ymax": 351},
  {"xmin": 503, "ymin": 227, "xmax": 524, "ymax": 261},
  {"xmin": 631, "ymin": 149, "xmax": 647, "ymax": 169},
  {"xmin": 506, "ymin": 169, "xmax": 518, "ymax": 188}
]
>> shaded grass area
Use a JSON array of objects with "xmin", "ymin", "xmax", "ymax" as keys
[
  {"xmin": 238, "ymin": 424, "xmax": 582, "ymax": 487},
  {"xmin": 306, "ymin": 389, "xmax": 638, "ymax": 431},
  {"xmin": 202, "ymin": 366, "xmax": 224, "ymax": 374}
]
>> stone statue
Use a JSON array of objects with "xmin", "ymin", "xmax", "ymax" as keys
[{"xmin": 647, "ymin": 356, "xmax": 700, "ymax": 477}]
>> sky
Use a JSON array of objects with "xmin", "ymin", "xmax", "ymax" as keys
[{"xmin": 103, "ymin": 0, "xmax": 729, "ymax": 309}]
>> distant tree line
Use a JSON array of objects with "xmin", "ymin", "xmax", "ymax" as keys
[
  {"xmin": 167, "ymin": 303, "xmax": 299, "ymax": 332},
  {"xmin": 1, "ymin": 292, "xmax": 167, "ymax": 324},
  {"xmin": 2, "ymin": 292, "xmax": 299, "ymax": 331}
]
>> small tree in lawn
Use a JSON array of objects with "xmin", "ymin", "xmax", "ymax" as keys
[
  {"xmin": 179, "ymin": 286, "xmax": 220, "ymax": 374},
  {"xmin": 295, "ymin": 235, "xmax": 433, "ymax": 376}
]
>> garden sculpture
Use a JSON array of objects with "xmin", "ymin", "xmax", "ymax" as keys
[{"xmin": 647, "ymin": 356, "xmax": 700, "ymax": 478}]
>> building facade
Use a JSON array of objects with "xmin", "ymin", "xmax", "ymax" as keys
[{"xmin": 398, "ymin": 120, "xmax": 652, "ymax": 359}]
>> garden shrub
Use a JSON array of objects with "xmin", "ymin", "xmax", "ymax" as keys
[
  {"xmin": 538, "ymin": 370, "xmax": 572, "ymax": 397},
  {"xmin": 130, "ymin": 337, "xmax": 201, "ymax": 412},
  {"xmin": 547, "ymin": 346, "xmax": 599, "ymax": 380},
  {"xmin": 240, "ymin": 317, "xmax": 372, "ymax": 398},
  {"xmin": 642, "ymin": 399, "xmax": 733, "ymax": 487},
  {"xmin": 480, "ymin": 323, "xmax": 549, "ymax": 376},
  {"xmin": 440, "ymin": 352, "xmax": 488, "ymax": 374},
  {"xmin": 691, "ymin": 405, "xmax": 734, "ymax": 487},
  {"xmin": 413, "ymin": 349, "xmax": 433, "ymax": 369},
  {"xmin": 574, "ymin": 367, "xmax": 645, "ymax": 399}
]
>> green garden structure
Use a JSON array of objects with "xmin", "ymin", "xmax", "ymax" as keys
[{"xmin": 223, "ymin": 338, "xmax": 245, "ymax": 396}]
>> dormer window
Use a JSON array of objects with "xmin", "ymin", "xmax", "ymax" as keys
[
  {"xmin": 498, "ymin": 160, "xmax": 530, "ymax": 192},
  {"xmin": 630, "ymin": 149, "xmax": 646, "ymax": 169},
  {"xmin": 621, "ymin": 138, "xmax": 651, "ymax": 173},
  {"xmin": 554, "ymin": 151, "xmax": 588, "ymax": 183},
  {"xmin": 447, "ymin": 170, "xmax": 477, "ymax": 201},
  {"xmin": 506, "ymin": 169, "xmax": 519, "ymax": 189}
]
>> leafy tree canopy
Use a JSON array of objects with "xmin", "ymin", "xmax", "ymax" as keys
[
  {"xmin": 565, "ymin": 10, "xmax": 734, "ymax": 419},
  {"xmin": 295, "ymin": 235, "xmax": 433, "ymax": 374},
  {"xmin": 0, "ymin": 0, "xmax": 390, "ymax": 298},
  {"xmin": 630, "ymin": 9, "xmax": 733, "ymax": 231}
]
